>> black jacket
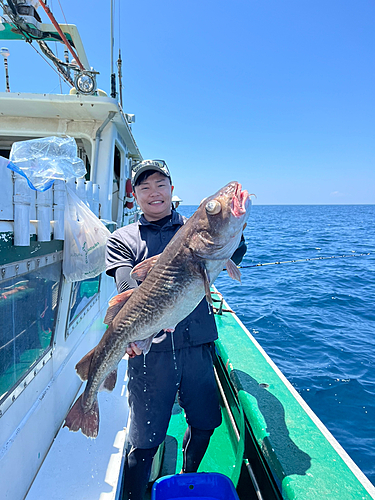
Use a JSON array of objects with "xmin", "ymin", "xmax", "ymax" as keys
[{"xmin": 106, "ymin": 211, "xmax": 222, "ymax": 351}]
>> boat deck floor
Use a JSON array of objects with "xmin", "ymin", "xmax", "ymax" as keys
[{"xmin": 25, "ymin": 358, "xmax": 129, "ymax": 500}]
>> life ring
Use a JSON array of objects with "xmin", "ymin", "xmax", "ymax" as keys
[{"xmin": 125, "ymin": 178, "xmax": 134, "ymax": 209}]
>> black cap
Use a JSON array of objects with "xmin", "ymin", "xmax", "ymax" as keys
[{"xmin": 132, "ymin": 159, "xmax": 171, "ymax": 187}]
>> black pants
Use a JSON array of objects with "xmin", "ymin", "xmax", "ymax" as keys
[
  {"xmin": 123, "ymin": 426, "xmax": 214, "ymax": 500},
  {"xmin": 127, "ymin": 344, "xmax": 222, "ymax": 449}
]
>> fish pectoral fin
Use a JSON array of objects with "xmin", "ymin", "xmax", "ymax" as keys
[
  {"xmin": 134, "ymin": 334, "xmax": 156, "ymax": 355},
  {"xmin": 99, "ymin": 370, "xmax": 117, "ymax": 392},
  {"xmin": 199, "ymin": 262, "xmax": 213, "ymax": 305},
  {"xmin": 130, "ymin": 254, "xmax": 161, "ymax": 281},
  {"xmin": 153, "ymin": 332, "xmax": 168, "ymax": 342},
  {"xmin": 226, "ymin": 258, "xmax": 241, "ymax": 282},
  {"xmin": 104, "ymin": 289, "xmax": 135, "ymax": 325},
  {"xmin": 133, "ymin": 332, "xmax": 168, "ymax": 355},
  {"xmin": 75, "ymin": 347, "xmax": 96, "ymax": 381}
]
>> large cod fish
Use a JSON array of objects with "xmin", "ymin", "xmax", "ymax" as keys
[{"xmin": 64, "ymin": 181, "xmax": 250, "ymax": 438}]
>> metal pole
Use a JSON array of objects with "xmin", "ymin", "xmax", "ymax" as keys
[
  {"xmin": 110, "ymin": 0, "xmax": 114, "ymax": 76},
  {"xmin": 0, "ymin": 47, "xmax": 10, "ymax": 92},
  {"xmin": 4, "ymin": 57, "xmax": 10, "ymax": 92},
  {"xmin": 117, "ymin": 49, "xmax": 123, "ymax": 107},
  {"xmin": 110, "ymin": 0, "xmax": 116, "ymax": 98}
]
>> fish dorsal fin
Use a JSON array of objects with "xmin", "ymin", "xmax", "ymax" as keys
[
  {"xmin": 130, "ymin": 255, "xmax": 160, "ymax": 281},
  {"xmin": 104, "ymin": 289, "xmax": 134, "ymax": 325},
  {"xmin": 75, "ymin": 347, "xmax": 96, "ymax": 381},
  {"xmin": 226, "ymin": 259, "xmax": 241, "ymax": 282},
  {"xmin": 199, "ymin": 263, "xmax": 213, "ymax": 305}
]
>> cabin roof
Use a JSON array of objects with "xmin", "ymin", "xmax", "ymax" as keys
[{"xmin": 0, "ymin": 92, "xmax": 141, "ymax": 158}]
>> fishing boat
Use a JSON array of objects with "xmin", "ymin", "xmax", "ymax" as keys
[{"xmin": 0, "ymin": 3, "xmax": 374, "ymax": 500}]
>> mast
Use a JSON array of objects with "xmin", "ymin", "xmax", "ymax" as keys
[
  {"xmin": 110, "ymin": 0, "xmax": 116, "ymax": 98},
  {"xmin": 117, "ymin": 49, "xmax": 123, "ymax": 107},
  {"xmin": 0, "ymin": 47, "xmax": 10, "ymax": 92}
]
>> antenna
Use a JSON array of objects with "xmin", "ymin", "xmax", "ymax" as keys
[
  {"xmin": 0, "ymin": 47, "xmax": 10, "ymax": 92},
  {"xmin": 117, "ymin": 48, "xmax": 123, "ymax": 107},
  {"xmin": 110, "ymin": 0, "xmax": 116, "ymax": 98}
]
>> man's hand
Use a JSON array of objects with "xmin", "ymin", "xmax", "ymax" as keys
[{"xmin": 126, "ymin": 342, "xmax": 143, "ymax": 358}]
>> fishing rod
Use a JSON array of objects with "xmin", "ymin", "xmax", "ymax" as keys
[
  {"xmin": 238, "ymin": 252, "xmax": 371, "ymax": 269},
  {"xmin": 216, "ymin": 252, "xmax": 372, "ymax": 315}
]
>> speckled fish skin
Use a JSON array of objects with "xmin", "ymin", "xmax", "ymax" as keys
[{"xmin": 64, "ymin": 181, "xmax": 250, "ymax": 438}]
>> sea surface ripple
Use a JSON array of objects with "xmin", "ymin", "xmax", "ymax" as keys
[{"xmin": 179, "ymin": 204, "xmax": 375, "ymax": 485}]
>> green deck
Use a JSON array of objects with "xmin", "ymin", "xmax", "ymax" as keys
[{"xmin": 160, "ymin": 399, "xmax": 239, "ymax": 480}]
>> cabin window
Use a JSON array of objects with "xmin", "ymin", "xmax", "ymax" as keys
[
  {"xmin": 67, "ymin": 275, "xmax": 101, "ymax": 334},
  {"xmin": 77, "ymin": 142, "xmax": 91, "ymax": 181},
  {"xmin": 112, "ymin": 145, "xmax": 122, "ymax": 224},
  {"xmin": 0, "ymin": 262, "xmax": 61, "ymax": 402}
]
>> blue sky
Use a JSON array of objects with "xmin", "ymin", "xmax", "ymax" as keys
[{"xmin": 1, "ymin": 0, "xmax": 374, "ymax": 205}]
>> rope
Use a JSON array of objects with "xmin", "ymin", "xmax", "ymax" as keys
[
  {"xmin": 57, "ymin": 0, "xmax": 69, "ymax": 25},
  {"xmin": 237, "ymin": 252, "xmax": 371, "ymax": 269}
]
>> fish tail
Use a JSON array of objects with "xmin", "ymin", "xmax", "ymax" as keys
[{"xmin": 64, "ymin": 394, "xmax": 99, "ymax": 438}]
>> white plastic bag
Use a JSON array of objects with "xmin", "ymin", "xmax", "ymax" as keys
[
  {"xmin": 63, "ymin": 186, "xmax": 111, "ymax": 282},
  {"xmin": 8, "ymin": 136, "xmax": 86, "ymax": 191}
]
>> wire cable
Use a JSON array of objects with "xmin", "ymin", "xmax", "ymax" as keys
[
  {"xmin": 237, "ymin": 253, "xmax": 371, "ymax": 269},
  {"xmin": 57, "ymin": 0, "xmax": 68, "ymax": 25},
  {"xmin": 28, "ymin": 40, "xmax": 73, "ymax": 86}
]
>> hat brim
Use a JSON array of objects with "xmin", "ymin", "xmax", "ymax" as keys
[{"xmin": 132, "ymin": 166, "xmax": 171, "ymax": 187}]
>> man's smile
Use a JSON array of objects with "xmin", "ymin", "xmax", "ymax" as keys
[{"xmin": 133, "ymin": 171, "xmax": 174, "ymax": 221}]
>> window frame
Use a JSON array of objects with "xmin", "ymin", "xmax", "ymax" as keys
[{"xmin": 65, "ymin": 274, "xmax": 101, "ymax": 338}]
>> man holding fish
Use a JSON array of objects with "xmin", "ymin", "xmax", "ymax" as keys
[
  {"xmin": 106, "ymin": 160, "xmax": 247, "ymax": 499},
  {"xmin": 64, "ymin": 159, "xmax": 250, "ymax": 500}
]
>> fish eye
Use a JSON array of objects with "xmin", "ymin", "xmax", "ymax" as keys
[{"xmin": 205, "ymin": 200, "xmax": 222, "ymax": 215}]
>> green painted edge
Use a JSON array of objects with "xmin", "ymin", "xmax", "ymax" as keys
[
  {"xmin": 214, "ymin": 305, "xmax": 375, "ymax": 500},
  {"xmin": 0, "ymin": 22, "xmax": 73, "ymax": 42},
  {"xmin": 0, "ymin": 232, "xmax": 63, "ymax": 266}
]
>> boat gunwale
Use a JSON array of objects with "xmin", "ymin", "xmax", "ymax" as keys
[{"xmin": 213, "ymin": 288, "xmax": 375, "ymax": 499}]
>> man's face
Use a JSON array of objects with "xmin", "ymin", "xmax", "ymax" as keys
[{"xmin": 133, "ymin": 171, "xmax": 174, "ymax": 221}]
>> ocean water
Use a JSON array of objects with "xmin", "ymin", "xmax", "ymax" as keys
[{"xmin": 178, "ymin": 204, "xmax": 375, "ymax": 485}]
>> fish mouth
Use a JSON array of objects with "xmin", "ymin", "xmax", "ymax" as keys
[{"xmin": 231, "ymin": 182, "xmax": 249, "ymax": 217}]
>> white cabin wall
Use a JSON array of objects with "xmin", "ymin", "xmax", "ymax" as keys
[
  {"xmin": 0, "ymin": 116, "xmax": 97, "ymax": 143},
  {"xmin": 0, "ymin": 165, "xmax": 13, "ymax": 221}
]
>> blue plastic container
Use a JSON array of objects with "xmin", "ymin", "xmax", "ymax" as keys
[{"xmin": 151, "ymin": 472, "xmax": 240, "ymax": 500}]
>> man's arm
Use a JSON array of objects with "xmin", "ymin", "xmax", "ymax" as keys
[{"xmin": 106, "ymin": 234, "xmax": 142, "ymax": 357}]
